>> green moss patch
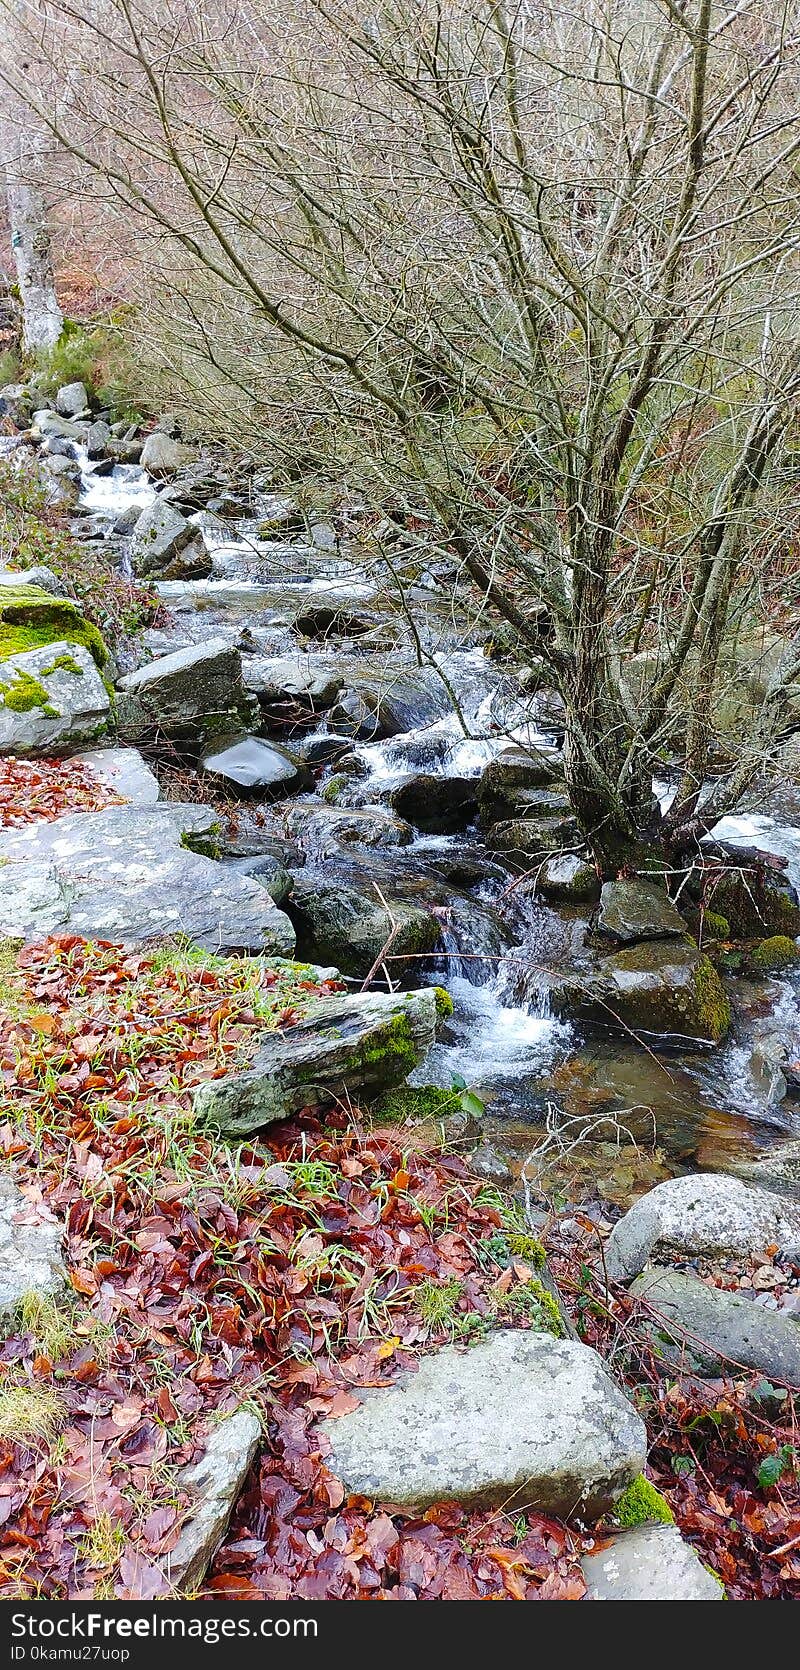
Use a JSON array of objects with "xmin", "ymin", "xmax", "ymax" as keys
[
  {"xmin": 0, "ymin": 669, "xmax": 58, "ymax": 716},
  {"xmin": 614, "ymin": 1475, "xmax": 674, "ymax": 1528},
  {"xmin": 748, "ymin": 935, "xmax": 800, "ymax": 974},
  {"xmin": 373, "ymin": 1083, "xmax": 462, "ymax": 1123},
  {"xmin": 692, "ymin": 952, "xmax": 731, "ymax": 1042},
  {"xmin": 0, "ymin": 585, "xmax": 107, "ymax": 669}
]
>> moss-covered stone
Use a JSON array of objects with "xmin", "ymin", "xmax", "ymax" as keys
[
  {"xmin": 710, "ymin": 869, "xmax": 800, "ymax": 939},
  {"xmin": 433, "ymin": 985, "xmax": 454, "ymax": 1020},
  {"xmin": 613, "ymin": 1475, "xmax": 674, "ymax": 1528},
  {"xmin": 372, "ymin": 1083, "xmax": 462, "ymax": 1123},
  {"xmin": 692, "ymin": 952, "xmax": 732, "ymax": 1041},
  {"xmin": 748, "ymin": 934, "xmax": 800, "ymax": 974},
  {"xmin": 0, "ymin": 669, "xmax": 58, "ymax": 716},
  {"xmin": 0, "ymin": 584, "xmax": 107, "ymax": 669}
]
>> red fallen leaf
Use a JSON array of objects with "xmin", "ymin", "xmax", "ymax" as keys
[
  {"xmin": 117, "ymin": 1550, "xmax": 170, "ymax": 1600},
  {"xmin": 69, "ymin": 1268, "xmax": 98, "ymax": 1296},
  {"xmin": 156, "ymin": 1387, "xmax": 178, "ymax": 1423},
  {"xmin": 206, "ymin": 1575, "xmax": 269, "ymax": 1597}
]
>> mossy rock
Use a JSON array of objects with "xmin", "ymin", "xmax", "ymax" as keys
[
  {"xmin": 709, "ymin": 868, "xmax": 800, "ymax": 939},
  {"xmin": 612, "ymin": 1475, "xmax": 674, "ymax": 1528},
  {"xmin": 553, "ymin": 940, "xmax": 731, "ymax": 1044},
  {"xmin": 0, "ymin": 585, "xmax": 107, "ymax": 669},
  {"xmin": 372, "ymin": 1084, "xmax": 463, "ymax": 1124},
  {"xmin": 748, "ymin": 935, "xmax": 800, "ymax": 974}
]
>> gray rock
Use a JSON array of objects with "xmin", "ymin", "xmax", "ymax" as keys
[
  {"xmin": 536, "ymin": 853, "xmax": 600, "ymax": 902},
  {"xmin": 243, "ymin": 652, "xmax": 342, "ymax": 707},
  {"xmin": 485, "ymin": 807, "xmax": 578, "ymax": 860},
  {"xmin": 736, "ymin": 1139, "xmax": 800, "ymax": 1202},
  {"xmin": 0, "ymin": 383, "xmax": 34, "ymax": 428},
  {"xmin": 86, "ymin": 420, "xmax": 112, "ymax": 459},
  {"xmin": 596, "ymin": 879, "xmax": 687, "ymax": 944},
  {"xmin": 0, "ymin": 641, "xmax": 110, "ymax": 758},
  {"xmin": 165, "ymin": 1409, "xmax": 261, "ymax": 1592},
  {"xmin": 112, "ymin": 505, "xmax": 144, "ymax": 537},
  {"xmin": 55, "ymin": 381, "xmax": 89, "ymax": 418},
  {"xmin": 129, "ymin": 499, "xmax": 211, "ymax": 580},
  {"xmin": 388, "ymin": 773, "xmax": 478, "ymax": 834},
  {"xmin": 468, "ymin": 1143, "xmax": 513, "ymax": 1184},
  {"xmin": 31, "ymin": 410, "xmax": 88, "ymax": 444},
  {"xmin": 117, "ymin": 639, "xmax": 259, "ymax": 745},
  {"xmin": 0, "ymin": 566, "xmax": 68, "ymax": 599},
  {"xmin": 284, "ymin": 802, "xmax": 414, "ymax": 857},
  {"xmin": 631, "ymin": 1267, "xmax": 800, "ymax": 1384},
  {"xmin": 222, "ymin": 853, "xmax": 292, "ymax": 907},
  {"xmin": 0, "ymin": 1175, "xmax": 66, "ymax": 1320},
  {"xmin": 72, "ymin": 746, "xmax": 160, "ymax": 805},
  {"xmin": 106, "ymin": 439, "xmax": 143, "ymax": 466},
  {"xmin": 288, "ymin": 872, "xmax": 440, "ymax": 978},
  {"xmin": 478, "ymin": 747, "xmax": 562, "ymax": 823},
  {"xmin": 605, "ymin": 1173, "xmax": 800, "ymax": 1285},
  {"xmin": 140, "ymin": 433, "xmax": 197, "ymax": 477},
  {"xmin": 194, "ymin": 987, "xmax": 439, "ymax": 1134},
  {"xmin": 324, "ymin": 1330, "xmax": 646, "ymax": 1518},
  {"xmin": 0, "ymin": 803, "xmax": 295, "ymax": 955},
  {"xmin": 581, "ymin": 1523, "xmax": 724, "ymax": 1600},
  {"xmin": 200, "ymin": 735, "xmax": 311, "ymax": 797}
]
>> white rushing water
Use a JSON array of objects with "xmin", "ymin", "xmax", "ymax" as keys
[{"xmin": 77, "ymin": 452, "xmax": 157, "ymax": 518}]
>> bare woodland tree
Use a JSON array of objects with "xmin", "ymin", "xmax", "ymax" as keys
[
  {"xmin": 2, "ymin": 0, "xmax": 800, "ymax": 872},
  {"xmin": 2, "ymin": 5, "xmax": 62, "ymax": 348}
]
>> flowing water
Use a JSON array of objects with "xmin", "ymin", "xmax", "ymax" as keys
[{"xmin": 72, "ymin": 458, "xmax": 800, "ymax": 1188}]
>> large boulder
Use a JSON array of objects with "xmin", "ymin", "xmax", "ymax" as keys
[
  {"xmin": 329, "ymin": 666, "xmax": 456, "ymax": 739},
  {"xmin": 287, "ymin": 872, "xmax": 440, "ymax": 978},
  {"xmin": 388, "ymin": 772, "xmax": 478, "ymax": 833},
  {"xmin": 536, "ymin": 853, "xmax": 600, "ymax": 902},
  {"xmin": 596, "ymin": 880, "xmax": 687, "ymax": 944},
  {"xmin": 193, "ymin": 988, "xmax": 440, "ymax": 1133},
  {"xmin": 605, "ymin": 1174, "xmax": 800, "ymax": 1285},
  {"xmin": 0, "ymin": 803, "xmax": 295, "ymax": 955},
  {"xmin": 0, "ymin": 1175, "xmax": 66, "ymax": 1324},
  {"xmin": 117, "ymin": 639, "xmax": 259, "ymax": 747},
  {"xmin": 735, "ymin": 1138, "xmax": 800, "ymax": 1202},
  {"xmin": 200, "ymin": 735, "xmax": 311, "ymax": 797},
  {"xmin": 631, "ymin": 1267, "xmax": 800, "ymax": 1385},
  {"xmin": 485, "ymin": 802, "xmax": 579, "ymax": 861},
  {"xmin": 139, "ymin": 433, "xmax": 198, "ymax": 477},
  {"xmin": 0, "ymin": 383, "xmax": 34, "ymax": 428},
  {"xmin": 0, "ymin": 582, "xmax": 106, "ymax": 666},
  {"xmin": 283, "ymin": 803, "xmax": 414, "ymax": 856},
  {"xmin": 581, "ymin": 1524, "xmax": 723, "ymax": 1601},
  {"xmin": 552, "ymin": 940, "xmax": 730, "ymax": 1046},
  {"xmin": 129, "ymin": 499, "xmax": 211, "ymax": 580},
  {"xmin": 0, "ymin": 642, "xmax": 110, "ymax": 757},
  {"xmin": 478, "ymin": 747, "xmax": 563, "ymax": 824},
  {"xmin": 324, "ymin": 1331, "xmax": 646, "ymax": 1519}
]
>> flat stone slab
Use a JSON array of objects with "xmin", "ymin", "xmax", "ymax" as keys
[
  {"xmin": 631, "ymin": 1267, "xmax": 800, "ymax": 1385},
  {"xmin": 193, "ymin": 988, "xmax": 438, "ymax": 1134},
  {"xmin": 72, "ymin": 747, "xmax": 160, "ymax": 805},
  {"xmin": 0, "ymin": 802, "xmax": 295, "ymax": 955},
  {"xmin": 324, "ymin": 1330, "xmax": 646, "ymax": 1519},
  {"xmin": 0, "ymin": 641, "xmax": 110, "ymax": 758},
  {"xmin": 164, "ymin": 1409, "xmax": 261, "ymax": 1592},
  {"xmin": 605, "ymin": 1173, "xmax": 800, "ymax": 1284},
  {"xmin": 0, "ymin": 1175, "xmax": 66, "ymax": 1319},
  {"xmin": 581, "ymin": 1523, "xmax": 724, "ymax": 1600}
]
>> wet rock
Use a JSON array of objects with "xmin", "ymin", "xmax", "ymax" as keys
[
  {"xmin": 222, "ymin": 853, "xmax": 292, "ymax": 907},
  {"xmin": 478, "ymin": 746, "xmax": 563, "ymax": 823},
  {"xmin": 72, "ymin": 746, "xmax": 160, "ymax": 805},
  {"xmin": 112, "ymin": 504, "xmax": 145, "ymax": 537},
  {"xmin": 129, "ymin": 500, "xmax": 211, "ymax": 580},
  {"xmin": 552, "ymin": 940, "xmax": 730, "ymax": 1046},
  {"xmin": 0, "ymin": 1175, "xmax": 66, "ymax": 1322},
  {"xmin": 117, "ymin": 639, "xmax": 259, "ymax": 747},
  {"xmin": 0, "ymin": 641, "xmax": 110, "ymax": 758},
  {"xmin": 31, "ymin": 410, "xmax": 88, "ymax": 444},
  {"xmin": 243, "ymin": 653, "xmax": 342, "ymax": 708},
  {"xmin": 283, "ymin": 802, "xmax": 414, "ymax": 856},
  {"xmin": 330, "ymin": 666, "xmax": 456, "ymax": 739},
  {"xmin": 604, "ymin": 1173, "xmax": 800, "ymax": 1284},
  {"xmin": 536, "ymin": 853, "xmax": 600, "ymax": 902},
  {"xmin": 388, "ymin": 772, "xmax": 478, "ymax": 833},
  {"xmin": 106, "ymin": 438, "xmax": 143, "ymax": 466},
  {"xmin": 596, "ymin": 879, "xmax": 687, "ymax": 944},
  {"xmin": 631, "ymin": 1267, "xmax": 800, "ymax": 1385},
  {"xmin": 164, "ymin": 1409, "xmax": 261, "ymax": 1592},
  {"xmin": 708, "ymin": 864, "xmax": 800, "ymax": 939},
  {"xmin": 324, "ymin": 1330, "xmax": 646, "ymax": 1519},
  {"xmin": 581, "ymin": 1523, "xmax": 723, "ymax": 1601},
  {"xmin": 485, "ymin": 806, "xmax": 578, "ymax": 861},
  {"xmin": 287, "ymin": 872, "xmax": 440, "ymax": 978},
  {"xmin": 749, "ymin": 1032, "xmax": 789, "ymax": 1105},
  {"xmin": 194, "ymin": 988, "xmax": 440, "ymax": 1133},
  {"xmin": 200, "ymin": 735, "xmax": 311, "ymax": 797},
  {"xmin": 55, "ymin": 381, "xmax": 89, "ymax": 418},
  {"xmin": 0, "ymin": 803, "xmax": 295, "ymax": 955},
  {"xmin": 139, "ymin": 433, "xmax": 198, "ymax": 477}
]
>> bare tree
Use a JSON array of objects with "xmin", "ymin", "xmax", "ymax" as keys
[
  {"xmin": 3, "ymin": 0, "xmax": 800, "ymax": 871},
  {"xmin": 2, "ymin": 2, "xmax": 62, "ymax": 350}
]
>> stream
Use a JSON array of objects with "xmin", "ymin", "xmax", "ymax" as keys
[{"xmin": 73, "ymin": 448, "xmax": 800, "ymax": 1198}]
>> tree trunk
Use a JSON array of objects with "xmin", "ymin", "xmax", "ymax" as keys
[{"xmin": 4, "ymin": 125, "xmax": 62, "ymax": 351}]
